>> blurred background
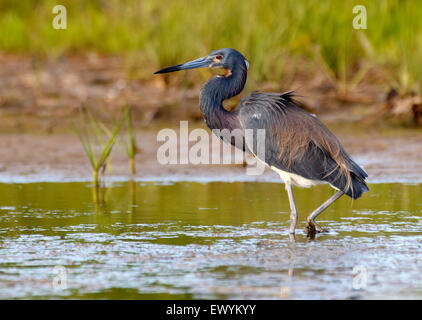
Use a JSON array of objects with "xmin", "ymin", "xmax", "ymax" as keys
[
  {"xmin": 0, "ymin": 0, "xmax": 421, "ymax": 132},
  {"xmin": 1, "ymin": 1, "xmax": 422, "ymax": 301}
]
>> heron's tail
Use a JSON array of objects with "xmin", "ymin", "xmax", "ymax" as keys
[
  {"xmin": 328, "ymin": 158, "xmax": 369, "ymax": 199},
  {"xmin": 346, "ymin": 173, "xmax": 369, "ymax": 199}
]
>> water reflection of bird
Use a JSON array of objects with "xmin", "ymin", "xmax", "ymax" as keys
[{"xmin": 155, "ymin": 48, "xmax": 369, "ymax": 235}]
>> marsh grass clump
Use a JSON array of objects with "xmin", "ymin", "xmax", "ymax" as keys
[
  {"xmin": 101, "ymin": 105, "xmax": 138, "ymax": 175},
  {"xmin": 72, "ymin": 109, "xmax": 123, "ymax": 188},
  {"xmin": 120, "ymin": 105, "xmax": 138, "ymax": 175}
]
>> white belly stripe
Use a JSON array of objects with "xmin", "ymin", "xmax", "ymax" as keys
[
  {"xmin": 247, "ymin": 143, "xmax": 322, "ymax": 188},
  {"xmin": 270, "ymin": 166, "xmax": 320, "ymax": 188}
]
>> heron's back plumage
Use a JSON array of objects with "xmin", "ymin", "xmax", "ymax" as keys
[{"xmin": 237, "ymin": 91, "xmax": 369, "ymax": 199}]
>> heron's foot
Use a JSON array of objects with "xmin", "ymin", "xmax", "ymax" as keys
[{"xmin": 306, "ymin": 220, "xmax": 329, "ymax": 234}]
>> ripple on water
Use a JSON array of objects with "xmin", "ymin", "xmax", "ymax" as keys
[{"xmin": 0, "ymin": 181, "xmax": 421, "ymax": 299}]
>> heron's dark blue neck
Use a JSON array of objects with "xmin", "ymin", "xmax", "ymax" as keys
[{"xmin": 199, "ymin": 64, "xmax": 247, "ymax": 131}]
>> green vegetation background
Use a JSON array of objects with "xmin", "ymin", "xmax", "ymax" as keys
[{"xmin": 0, "ymin": 0, "xmax": 421, "ymax": 92}]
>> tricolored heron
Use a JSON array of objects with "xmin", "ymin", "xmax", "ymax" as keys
[{"xmin": 155, "ymin": 48, "xmax": 369, "ymax": 235}]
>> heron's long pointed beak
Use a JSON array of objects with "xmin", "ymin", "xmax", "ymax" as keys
[{"xmin": 154, "ymin": 56, "xmax": 211, "ymax": 74}]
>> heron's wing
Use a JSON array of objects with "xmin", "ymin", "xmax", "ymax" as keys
[{"xmin": 237, "ymin": 91, "xmax": 368, "ymax": 198}]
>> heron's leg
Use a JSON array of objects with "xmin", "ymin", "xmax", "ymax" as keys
[
  {"xmin": 285, "ymin": 182, "xmax": 298, "ymax": 234},
  {"xmin": 306, "ymin": 191, "xmax": 344, "ymax": 233}
]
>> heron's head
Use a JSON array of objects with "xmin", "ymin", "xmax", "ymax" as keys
[{"xmin": 154, "ymin": 48, "xmax": 249, "ymax": 76}]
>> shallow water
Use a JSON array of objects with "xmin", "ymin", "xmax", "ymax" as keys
[{"xmin": 0, "ymin": 181, "xmax": 421, "ymax": 299}]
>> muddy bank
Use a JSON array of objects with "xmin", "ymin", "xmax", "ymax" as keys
[
  {"xmin": 0, "ymin": 53, "xmax": 202, "ymax": 133},
  {"xmin": 0, "ymin": 123, "xmax": 420, "ymax": 183},
  {"xmin": 0, "ymin": 53, "xmax": 388, "ymax": 134},
  {"xmin": 1, "ymin": 54, "xmax": 420, "ymax": 184}
]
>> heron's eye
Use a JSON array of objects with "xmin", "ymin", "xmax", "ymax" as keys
[{"xmin": 216, "ymin": 55, "xmax": 223, "ymax": 60}]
